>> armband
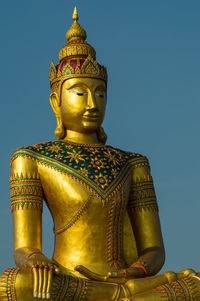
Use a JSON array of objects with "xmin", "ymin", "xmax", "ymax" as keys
[
  {"xmin": 128, "ymin": 176, "xmax": 158, "ymax": 211},
  {"xmin": 10, "ymin": 174, "xmax": 43, "ymax": 212}
]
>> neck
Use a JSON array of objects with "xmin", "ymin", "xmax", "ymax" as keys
[{"xmin": 62, "ymin": 130, "xmax": 102, "ymax": 145}]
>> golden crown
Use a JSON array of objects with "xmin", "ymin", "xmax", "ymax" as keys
[{"xmin": 49, "ymin": 7, "xmax": 107, "ymax": 89}]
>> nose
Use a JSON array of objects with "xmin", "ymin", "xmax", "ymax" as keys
[{"xmin": 87, "ymin": 91, "xmax": 97, "ymax": 110}]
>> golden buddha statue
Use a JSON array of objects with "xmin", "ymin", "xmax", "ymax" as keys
[{"xmin": 1, "ymin": 7, "xmax": 200, "ymax": 301}]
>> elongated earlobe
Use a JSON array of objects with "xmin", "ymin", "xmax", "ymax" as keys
[
  {"xmin": 49, "ymin": 92, "xmax": 65, "ymax": 140},
  {"xmin": 97, "ymin": 127, "xmax": 107, "ymax": 144},
  {"xmin": 54, "ymin": 117, "xmax": 65, "ymax": 140}
]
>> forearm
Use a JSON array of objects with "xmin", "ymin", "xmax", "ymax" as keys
[
  {"xmin": 13, "ymin": 208, "xmax": 42, "ymax": 267},
  {"xmin": 129, "ymin": 208, "xmax": 165, "ymax": 276}
]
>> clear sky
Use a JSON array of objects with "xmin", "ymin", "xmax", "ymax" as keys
[{"xmin": 0, "ymin": 0, "xmax": 200, "ymax": 274}]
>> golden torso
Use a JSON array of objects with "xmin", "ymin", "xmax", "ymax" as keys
[
  {"xmin": 11, "ymin": 141, "xmax": 144, "ymax": 277},
  {"xmin": 40, "ymin": 164, "xmax": 134, "ymax": 275},
  {"xmin": 7, "ymin": 141, "xmax": 200, "ymax": 301}
]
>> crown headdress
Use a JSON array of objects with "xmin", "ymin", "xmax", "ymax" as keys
[{"xmin": 49, "ymin": 7, "xmax": 107, "ymax": 90}]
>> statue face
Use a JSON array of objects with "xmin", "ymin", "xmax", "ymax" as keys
[{"xmin": 60, "ymin": 78, "xmax": 106, "ymax": 134}]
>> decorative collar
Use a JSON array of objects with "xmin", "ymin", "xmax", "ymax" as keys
[{"xmin": 12, "ymin": 141, "xmax": 148, "ymax": 204}]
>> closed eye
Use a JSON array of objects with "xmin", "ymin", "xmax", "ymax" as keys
[
  {"xmin": 95, "ymin": 93, "xmax": 104, "ymax": 98},
  {"xmin": 69, "ymin": 90, "xmax": 87, "ymax": 96}
]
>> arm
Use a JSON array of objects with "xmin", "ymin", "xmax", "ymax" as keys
[
  {"xmin": 106, "ymin": 159, "xmax": 165, "ymax": 281},
  {"xmin": 11, "ymin": 155, "xmax": 43, "ymax": 264},
  {"xmin": 10, "ymin": 154, "xmax": 58, "ymax": 298},
  {"xmin": 127, "ymin": 163, "xmax": 165, "ymax": 276}
]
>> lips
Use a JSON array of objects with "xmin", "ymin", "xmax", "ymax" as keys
[{"xmin": 83, "ymin": 113, "xmax": 99, "ymax": 120}]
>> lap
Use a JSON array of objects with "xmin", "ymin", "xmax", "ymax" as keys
[{"xmin": 1, "ymin": 267, "xmax": 200, "ymax": 301}]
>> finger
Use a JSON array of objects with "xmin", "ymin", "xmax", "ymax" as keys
[
  {"xmin": 75, "ymin": 265, "xmax": 108, "ymax": 281},
  {"xmin": 107, "ymin": 271, "xmax": 124, "ymax": 278},
  {"xmin": 32, "ymin": 266, "xmax": 39, "ymax": 298},
  {"xmin": 109, "ymin": 269, "xmax": 128, "ymax": 279},
  {"xmin": 46, "ymin": 267, "xmax": 53, "ymax": 299},
  {"xmin": 42, "ymin": 266, "xmax": 48, "ymax": 299},
  {"xmin": 38, "ymin": 265, "xmax": 43, "ymax": 298}
]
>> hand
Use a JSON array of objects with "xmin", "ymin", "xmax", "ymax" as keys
[
  {"xmin": 24, "ymin": 252, "xmax": 59, "ymax": 299},
  {"xmin": 75, "ymin": 265, "xmax": 143, "ymax": 284},
  {"xmin": 106, "ymin": 266, "xmax": 145, "ymax": 280},
  {"xmin": 75, "ymin": 265, "xmax": 108, "ymax": 282}
]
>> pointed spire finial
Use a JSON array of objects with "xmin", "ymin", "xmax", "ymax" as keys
[
  {"xmin": 66, "ymin": 6, "xmax": 86, "ymax": 42},
  {"xmin": 73, "ymin": 6, "xmax": 78, "ymax": 22}
]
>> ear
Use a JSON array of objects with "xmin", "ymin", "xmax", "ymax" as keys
[
  {"xmin": 49, "ymin": 92, "xmax": 61, "ymax": 116},
  {"xmin": 50, "ymin": 92, "xmax": 65, "ymax": 139}
]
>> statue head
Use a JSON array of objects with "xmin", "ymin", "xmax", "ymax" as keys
[{"xmin": 49, "ymin": 7, "xmax": 107, "ymax": 143}]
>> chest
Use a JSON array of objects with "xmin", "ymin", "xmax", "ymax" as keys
[{"xmin": 38, "ymin": 162, "xmax": 131, "ymax": 226}]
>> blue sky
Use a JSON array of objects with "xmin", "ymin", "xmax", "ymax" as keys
[{"xmin": 0, "ymin": 0, "xmax": 199, "ymax": 274}]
